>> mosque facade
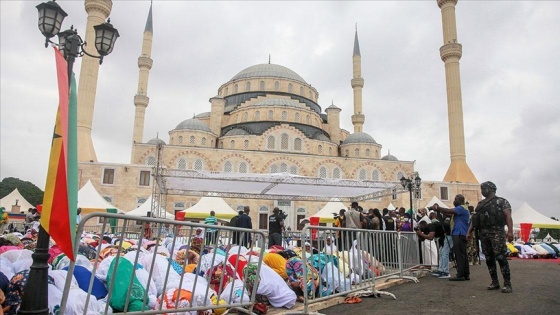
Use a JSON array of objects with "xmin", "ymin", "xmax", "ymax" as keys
[{"xmin": 77, "ymin": 0, "xmax": 480, "ymax": 230}]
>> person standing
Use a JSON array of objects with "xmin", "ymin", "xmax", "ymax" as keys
[
  {"xmin": 268, "ymin": 207, "xmax": 284, "ymax": 248},
  {"xmin": 236, "ymin": 206, "xmax": 252, "ymax": 247},
  {"xmin": 334, "ymin": 209, "xmax": 346, "ymax": 251},
  {"xmin": 76, "ymin": 207, "xmax": 82, "ymax": 225},
  {"xmin": 467, "ymin": 181, "xmax": 513, "ymax": 293},
  {"xmin": 230, "ymin": 210, "xmax": 243, "ymax": 245},
  {"xmin": 433, "ymin": 194, "xmax": 470, "ymax": 281},
  {"xmin": 204, "ymin": 210, "xmax": 219, "ymax": 245}
]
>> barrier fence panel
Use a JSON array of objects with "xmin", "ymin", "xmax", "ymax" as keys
[{"xmin": 59, "ymin": 213, "xmax": 266, "ymax": 315}]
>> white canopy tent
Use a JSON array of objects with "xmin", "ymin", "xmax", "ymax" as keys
[
  {"xmin": 179, "ymin": 196, "xmax": 238, "ymax": 220},
  {"xmin": 424, "ymin": 196, "xmax": 449, "ymax": 208},
  {"xmin": 78, "ymin": 180, "xmax": 123, "ymax": 214},
  {"xmin": 512, "ymin": 202, "xmax": 560, "ymax": 229},
  {"xmin": 387, "ymin": 202, "xmax": 396, "ymax": 210},
  {"xmin": 0, "ymin": 188, "xmax": 34, "ymax": 212},
  {"xmin": 125, "ymin": 195, "xmax": 175, "ymax": 220},
  {"xmin": 307, "ymin": 200, "xmax": 348, "ymax": 224},
  {"xmin": 157, "ymin": 170, "xmax": 400, "ymax": 202}
]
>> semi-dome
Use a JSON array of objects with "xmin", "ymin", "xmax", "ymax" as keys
[
  {"xmin": 175, "ymin": 118, "xmax": 212, "ymax": 133},
  {"xmin": 381, "ymin": 154, "xmax": 399, "ymax": 161},
  {"xmin": 341, "ymin": 132, "xmax": 377, "ymax": 145},
  {"xmin": 194, "ymin": 112, "xmax": 211, "ymax": 118},
  {"xmin": 224, "ymin": 128, "xmax": 250, "ymax": 136},
  {"xmin": 253, "ymin": 98, "xmax": 306, "ymax": 109},
  {"xmin": 147, "ymin": 138, "xmax": 166, "ymax": 145},
  {"xmin": 231, "ymin": 63, "xmax": 307, "ymax": 84}
]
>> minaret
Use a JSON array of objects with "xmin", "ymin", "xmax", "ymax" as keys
[
  {"xmin": 77, "ymin": 0, "xmax": 112, "ymax": 162},
  {"xmin": 437, "ymin": 0, "xmax": 477, "ymax": 183},
  {"xmin": 131, "ymin": 2, "xmax": 154, "ymax": 159},
  {"xmin": 351, "ymin": 26, "xmax": 365, "ymax": 133}
]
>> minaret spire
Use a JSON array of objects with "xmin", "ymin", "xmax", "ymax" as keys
[
  {"xmin": 436, "ymin": 0, "xmax": 477, "ymax": 183},
  {"xmin": 351, "ymin": 25, "xmax": 365, "ymax": 133},
  {"xmin": 131, "ymin": 2, "xmax": 155, "ymax": 162},
  {"xmin": 76, "ymin": 0, "xmax": 112, "ymax": 162}
]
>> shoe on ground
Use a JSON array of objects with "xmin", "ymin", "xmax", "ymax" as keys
[
  {"xmin": 432, "ymin": 271, "xmax": 443, "ymax": 277},
  {"xmin": 465, "ymin": 277, "xmax": 470, "ymax": 280},
  {"xmin": 487, "ymin": 282, "xmax": 500, "ymax": 290},
  {"xmin": 438, "ymin": 273, "xmax": 450, "ymax": 279},
  {"xmin": 502, "ymin": 284, "xmax": 513, "ymax": 293},
  {"xmin": 449, "ymin": 276, "xmax": 466, "ymax": 281}
]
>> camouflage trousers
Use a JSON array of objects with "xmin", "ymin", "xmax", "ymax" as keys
[
  {"xmin": 480, "ymin": 227, "xmax": 511, "ymax": 283},
  {"xmin": 467, "ymin": 236, "xmax": 480, "ymax": 265}
]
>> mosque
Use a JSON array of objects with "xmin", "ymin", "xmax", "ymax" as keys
[{"xmin": 77, "ymin": 0, "xmax": 480, "ymax": 230}]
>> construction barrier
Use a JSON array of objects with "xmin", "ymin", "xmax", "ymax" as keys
[{"xmin": 59, "ymin": 212, "xmax": 266, "ymax": 315}]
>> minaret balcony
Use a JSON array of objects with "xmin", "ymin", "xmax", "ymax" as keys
[
  {"xmin": 351, "ymin": 113, "xmax": 365, "ymax": 124},
  {"xmin": 134, "ymin": 94, "xmax": 149, "ymax": 107},
  {"xmin": 440, "ymin": 43, "xmax": 462, "ymax": 62},
  {"xmin": 351, "ymin": 78, "xmax": 364, "ymax": 88},
  {"xmin": 138, "ymin": 56, "xmax": 153, "ymax": 69}
]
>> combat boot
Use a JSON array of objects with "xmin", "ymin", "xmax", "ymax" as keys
[
  {"xmin": 502, "ymin": 281, "xmax": 512, "ymax": 293},
  {"xmin": 487, "ymin": 280, "xmax": 500, "ymax": 290}
]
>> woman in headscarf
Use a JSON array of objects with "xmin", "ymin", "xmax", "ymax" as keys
[
  {"xmin": 323, "ymin": 236, "xmax": 338, "ymax": 256},
  {"xmin": 284, "ymin": 251, "xmax": 319, "ymax": 302},
  {"xmin": 190, "ymin": 227, "xmax": 205, "ymax": 254}
]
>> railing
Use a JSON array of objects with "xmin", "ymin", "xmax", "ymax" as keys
[{"xmin": 59, "ymin": 213, "xmax": 266, "ymax": 315}]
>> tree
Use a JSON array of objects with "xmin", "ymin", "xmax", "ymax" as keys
[{"xmin": 0, "ymin": 177, "xmax": 44, "ymax": 207}]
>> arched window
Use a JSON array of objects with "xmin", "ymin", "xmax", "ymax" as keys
[
  {"xmin": 294, "ymin": 138, "xmax": 302, "ymax": 151},
  {"xmin": 177, "ymin": 158, "xmax": 187, "ymax": 170},
  {"xmin": 333, "ymin": 167, "xmax": 341, "ymax": 179},
  {"xmin": 300, "ymin": 86, "xmax": 304, "ymax": 95},
  {"xmin": 281, "ymin": 111, "xmax": 287, "ymax": 121},
  {"xmin": 295, "ymin": 112, "xmax": 300, "ymax": 122},
  {"xmin": 189, "ymin": 136, "xmax": 195, "ymax": 144},
  {"xmin": 242, "ymin": 112, "xmax": 248, "ymax": 122},
  {"xmin": 268, "ymin": 110, "xmax": 274, "ymax": 120},
  {"xmin": 328, "ymin": 147, "xmax": 333, "ymax": 155},
  {"xmin": 306, "ymin": 115, "xmax": 310, "ymax": 124},
  {"xmin": 359, "ymin": 169, "xmax": 366, "ymax": 180},
  {"xmin": 281, "ymin": 133, "xmax": 289, "ymax": 150},
  {"xmin": 239, "ymin": 162, "xmax": 248, "ymax": 173},
  {"xmin": 280, "ymin": 163, "xmax": 288, "ymax": 173},
  {"xmin": 223, "ymin": 161, "xmax": 233, "ymax": 173},
  {"xmin": 254, "ymin": 111, "xmax": 260, "ymax": 120},
  {"xmin": 274, "ymin": 81, "xmax": 280, "ymax": 91},
  {"xmin": 319, "ymin": 167, "xmax": 327, "ymax": 178},
  {"xmin": 270, "ymin": 165, "xmax": 278, "ymax": 173},
  {"xmin": 201, "ymin": 137, "xmax": 206, "ymax": 146},
  {"xmin": 194, "ymin": 159, "xmax": 204, "ymax": 171},
  {"xmin": 267, "ymin": 135, "xmax": 275, "ymax": 149},
  {"xmin": 366, "ymin": 148, "xmax": 371, "ymax": 156},
  {"xmin": 146, "ymin": 156, "xmax": 156, "ymax": 165},
  {"xmin": 372, "ymin": 170, "xmax": 380, "ymax": 181},
  {"xmin": 234, "ymin": 84, "xmax": 238, "ymax": 93},
  {"xmin": 245, "ymin": 81, "xmax": 251, "ymax": 91},
  {"xmin": 290, "ymin": 166, "xmax": 298, "ymax": 175},
  {"xmin": 219, "ymin": 141, "xmax": 223, "ymax": 149},
  {"xmin": 259, "ymin": 81, "xmax": 265, "ymax": 90},
  {"xmin": 288, "ymin": 83, "xmax": 293, "ymax": 93},
  {"xmin": 224, "ymin": 87, "xmax": 228, "ymax": 95},
  {"xmin": 230, "ymin": 140, "xmax": 235, "ymax": 149},
  {"xmin": 309, "ymin": 91, "xmax": 312, "ymax": 99},
  {"xmin": 243, "ymin": 140, "xmax": 249, "ymax": 149},
  {"xmin": 355, "ymin": 148, "xmax": 360, "ymax": 157},
  {"xmin": 318, "ymin": 145, "xmax": 323, "ymax": 154},
  {"xmin": 234, "ymin": 115, "xmax": 238, "ymax": 123},
  {"xmin": 178, "ymin": 136, "xmax": 183, "ymax": 144},
  {"xmin": 345, "ymin": 149, "xmax": 349, "ymax": 157}
]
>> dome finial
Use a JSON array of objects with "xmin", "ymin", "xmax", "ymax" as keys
[
  {"xmin": 331, "ymin": 99, "xmax": 334, "ymax": 105},
  {"xmin": 156, "ymin": 132, "xmax": 159, "ymax": 139},
  {"xmin": 268, "ymin": 54, "xmax": 271, "ymax": 64}
]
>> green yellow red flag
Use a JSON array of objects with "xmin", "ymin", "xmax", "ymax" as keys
[{"xmin": 40, "ymin": 47, "xmax": 78, "ymax": 261}]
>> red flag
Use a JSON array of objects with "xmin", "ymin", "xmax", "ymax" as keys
[{"xmin": 40, "ymin": 48, "xmax": 77, "ymax": 261}]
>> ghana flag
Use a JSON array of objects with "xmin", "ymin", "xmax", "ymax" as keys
[{"xmin": 40, "ymin": 47, "xmax": 78, "ymax": 261}]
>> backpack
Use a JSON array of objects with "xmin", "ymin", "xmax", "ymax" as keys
[{"xmin": 364, "ymin": 216, "xmax": 375, "ymax": 230}]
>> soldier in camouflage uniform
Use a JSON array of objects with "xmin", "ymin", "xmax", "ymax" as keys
[
  {"xmin": 467, "ymin": 181, "xmax": 514, "ymax": 293},
  {"xmin": 467, "ymin": 206, "xmax": 480, "ymax": 265}
]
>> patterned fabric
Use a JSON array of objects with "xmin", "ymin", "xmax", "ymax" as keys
[
  {"xmin": 286, "ymin": 257, "xmax": 319, "ymax": 298},
  {"xmin": 78, "ymin": 244, "xmax": 98, "ymax": 261},
  {"xmin": 243, "ymin": 262, "xmax": 260, "ymax": 295},
  {"xmin": 4, "ymin": 270, "xmax": 54, "ymax": 315},
  {"xmin": 480, "ymin": 227, "xmax": 511, "ymax": 282},
  {"xmin": 207, "ymin": 263, "xmax": 235, "ymax": 294}
]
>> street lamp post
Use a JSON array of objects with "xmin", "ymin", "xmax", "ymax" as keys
[
  {"xmin": 18, "ymin": 1, "xmax": 118, "ymax": 314},
  {"xmin": 401, "ymin": 173, "xmax": 422, "ymax": 264}
]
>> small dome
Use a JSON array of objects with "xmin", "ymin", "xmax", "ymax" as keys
[
  {"xmin": 175, "ymin": 118, "xmax": 212, "ymax": 133},
  {"xmin": 147, "ymin": 138, "xmax": 166, "ymax": 145},
  {"xmin": 224, "ymin": 128, "xmax": 250, "ymax": 136},
  {"xmin": 253, "ymin": 98, "xmax": 306, "ymax": 109},
  {"xmin": 381, "ymin": 154, "xmax": 399, "ymax": 161},
  {"xmin": 231, "ymin": 64, "xmax": 307, "ymax": 84},
  {"xmin": 326, "ymin": 104, "xmax": 340, "ymax": 110},
  {"xmin": 341, "ymin": 132, "xmax": 377, "ymax": 145}
]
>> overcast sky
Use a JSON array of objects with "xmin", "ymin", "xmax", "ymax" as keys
[{"xmin": 1, "ymin": 1, "xmax": 559, "ymax": 218}]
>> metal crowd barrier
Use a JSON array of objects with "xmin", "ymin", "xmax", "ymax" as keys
[
  {"xmin": 59, "ymin": 213, "xmax": 266, "ymax": 315},
  {"xmin": 296, "ymin": 225, "xmax": 423, "ymax": 314}
]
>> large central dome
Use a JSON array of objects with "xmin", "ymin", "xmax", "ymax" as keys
[{"xmin": 230, "ymin": 63, "xmax": 307, "ymax": 84}]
